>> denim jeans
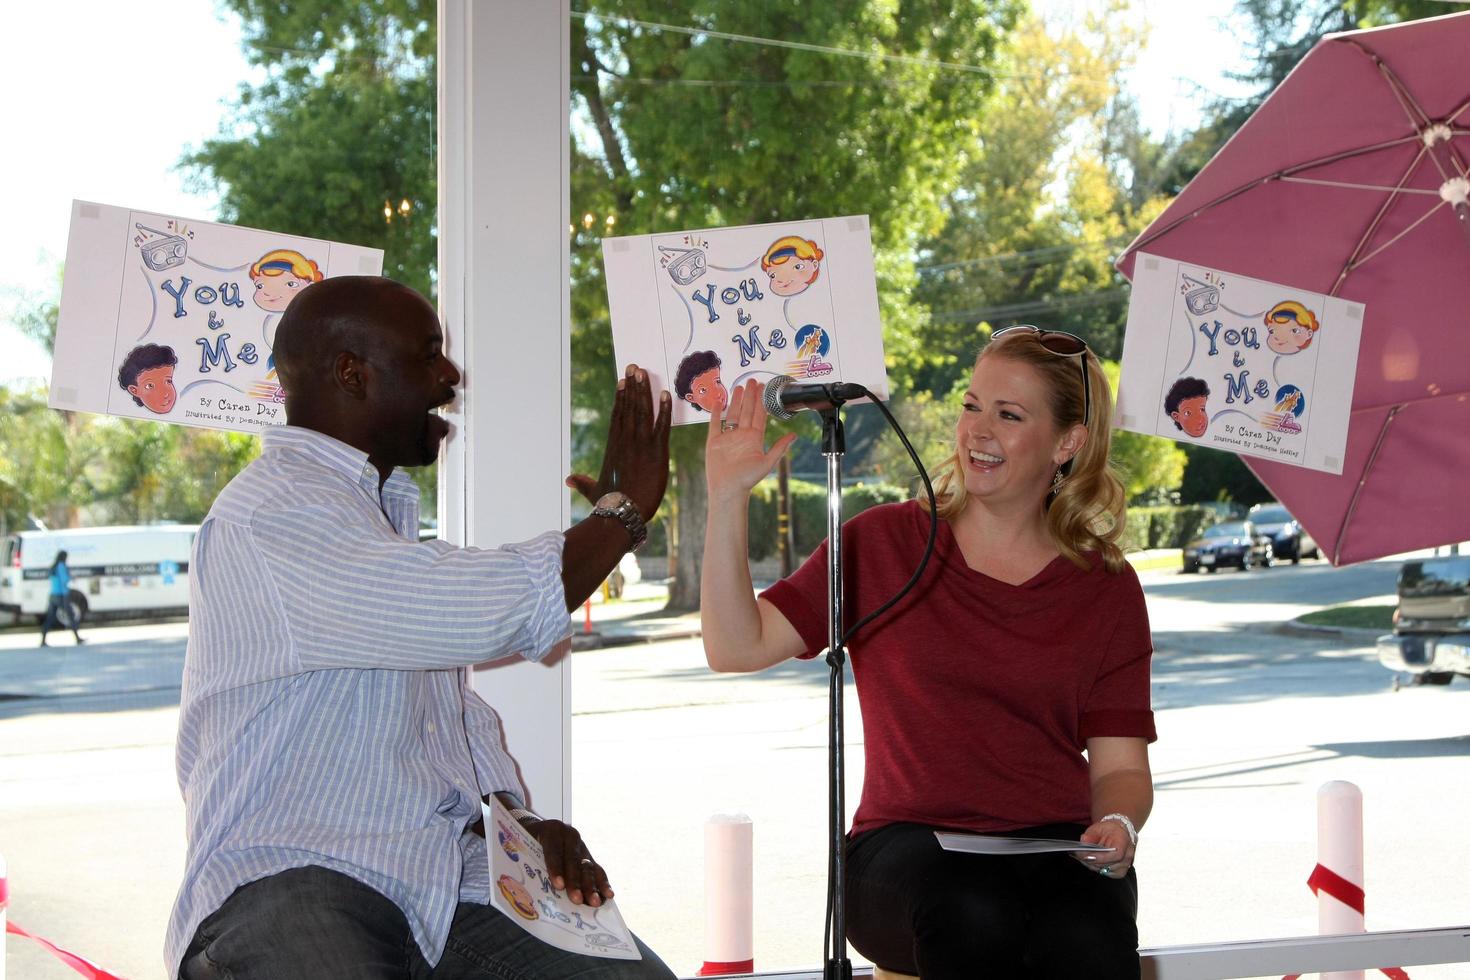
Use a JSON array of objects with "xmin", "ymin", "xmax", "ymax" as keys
[
  {"xmin": 178, "ymin": 865, "xmax": 677, "ymax": 980},
  {"xmin": 40, "ymin": 594, "xmax": 80, "ymax": 640},
  {"xmin": 845, "ymin": 822, "xmax": 1140, "ymax": 980}
]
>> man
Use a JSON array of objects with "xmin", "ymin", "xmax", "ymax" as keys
[{"xmin": 167, "ymin": 276, "xmax": 675, "ymax": 979}]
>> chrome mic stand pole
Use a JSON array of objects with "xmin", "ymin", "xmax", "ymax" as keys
[{"xmin": 820, "ymin": 406, "xmax": 851, "ymax": 980}]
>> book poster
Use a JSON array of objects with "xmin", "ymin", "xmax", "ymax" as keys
[
  {"xmin": 1116, "ymin": 252, "xmax": 1364, "ymax": 474},
  {"xmin": 602, "ymin": 215, "xmax": 889, "ymax": 426},
  {"xmin": 51, "ymin": 200, "xmax": 383, "ymax": 434},
  {"xmin": 484, "ymin": 797, "xmax": 641, "ymax": 961}
]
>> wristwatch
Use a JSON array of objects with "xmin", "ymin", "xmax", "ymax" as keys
[{"xmin": 592, "ymin": 491, "xmax": 648, "ymax": 551}]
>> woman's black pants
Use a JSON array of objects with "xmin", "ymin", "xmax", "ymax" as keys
[{"xmin": 845, "ymin": 822, "xmax": 1140, "ymax": 980}]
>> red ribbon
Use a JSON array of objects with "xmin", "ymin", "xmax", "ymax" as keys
[
  {"xmin": 697, "ymin": 959, "xmax": 755, "ymax": 976},
  {"xmin": 1308, "ymin": 862, "xmax": 1366, "ymax": 915},
  {"xmin": 1281, "ymin": 863, "xmax": 1408, "ymax": 979},
  {"xmin": 5, "ymin": 920, "xmax": 132, "ymax": 979}
]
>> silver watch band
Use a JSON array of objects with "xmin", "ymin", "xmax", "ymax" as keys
[{"xmin": 592, "ymin": 493, "xmax": 648, "ymax": 551}]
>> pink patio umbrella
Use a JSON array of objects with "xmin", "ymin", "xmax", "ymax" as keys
[{"xmin": 1117, "ymin": 11, "xmax": 1470, "ymax": 565}]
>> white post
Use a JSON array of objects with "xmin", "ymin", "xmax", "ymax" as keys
[
  {"xmin": 699, "ymin": 813, "xmax": 753, "ymax": 976},
  {"xmin": 1318, "ymin": 780, "xmax": 1366, "ymax": 980},
  {"xmin": 437, "ymin": 0, "xmax": 573, "ymax": 819}
]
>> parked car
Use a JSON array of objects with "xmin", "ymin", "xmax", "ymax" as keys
[
  {"xmin": 1246, "ymin": 502, "xmax": 1319, "ymax": 563},
  {"xmin": 1181, "ymin": 520, "xmax": 1274, "ymax": 573},
  {"xmin": 1378, "ymin": 555, "xmax": 1470, "ymax": 685}
]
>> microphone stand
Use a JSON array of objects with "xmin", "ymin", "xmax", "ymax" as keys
[{"xmin": 819, "ymin": 406, "xmax": 852, "ymax": 980}]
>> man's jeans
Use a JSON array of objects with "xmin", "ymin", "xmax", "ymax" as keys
[{"xmin": 178, "ymin": 866, "xmax": 677, "ymax": 980}]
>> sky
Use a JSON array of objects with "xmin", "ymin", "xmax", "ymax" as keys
[{"xmin": 0, "ymin": 0, "xmax": 1249, "ymax": 387}]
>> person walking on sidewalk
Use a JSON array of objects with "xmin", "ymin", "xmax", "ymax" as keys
[{"xmin": 39, "ymin": 550, "xmax": 83, "ymax": 647}]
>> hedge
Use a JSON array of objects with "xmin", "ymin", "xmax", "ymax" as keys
[
  {"xmin": 650, "ymin": 489, "xmax": 1212, "ymax": 560},
  {"xmin": 1120, "ymin": 504, "xmax": 1219, "ymax": 553},
  {"xmin": 748, "ymin": 478, "xmax": 908, "ymax": 561}
]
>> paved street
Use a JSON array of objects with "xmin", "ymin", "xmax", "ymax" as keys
[{"xmin": 2, "ymin": 557, "xmax": 1468, "ymax": 978}]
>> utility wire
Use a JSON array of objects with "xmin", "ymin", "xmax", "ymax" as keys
[{"xmin": 571, "ymin": 8, "xmax": 1051, "ymax": 81}]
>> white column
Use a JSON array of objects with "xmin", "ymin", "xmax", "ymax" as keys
[{"xmin": 438, "ymin": 0, "xmax": 572, "ymax": 818}]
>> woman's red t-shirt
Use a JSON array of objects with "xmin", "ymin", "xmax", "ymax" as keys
[{"xmin": 761, "ymin": 500, "xmax": 1156, "ymax": 836}]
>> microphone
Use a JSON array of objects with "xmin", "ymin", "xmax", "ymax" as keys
[{"xmin": 763, "ymin": 375, "xmax": 870, "ymax": 420}]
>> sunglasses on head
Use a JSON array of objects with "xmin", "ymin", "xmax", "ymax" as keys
[{"xmin": 991, "ymin": 324, "xmax": 1091, "ymax": 427}]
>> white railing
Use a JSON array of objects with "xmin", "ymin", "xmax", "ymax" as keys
[{"xmin": 680, "ymin": 926, "xmax": 1470, "ymax": 980}]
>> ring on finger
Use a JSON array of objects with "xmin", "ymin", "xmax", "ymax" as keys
[
  {"xmin": 579, "ymin": 857, "xmax": 595, "ymax": 865},
  {"xmin": 721, "ymin": 420, "xmax": 739, "ymax": 431},
  {"xmin": 1099, "ymin": 866, "xmax": 1112, "ymax": 876}
]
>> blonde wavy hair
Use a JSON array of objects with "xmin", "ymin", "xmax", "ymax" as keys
[{"xmin": 927, "ymin": 330, "xmax": 1129, "ymax": 573}]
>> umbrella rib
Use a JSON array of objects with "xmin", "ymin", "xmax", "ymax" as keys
[
  {"xmin": 1340, "ymin": 38, "xmax": 1433, "ymax": 130},
  {"xmin": 1341, "ymin": 198, "xmax": 1449, "ymax": 282},
  {"xmin": 1278, "ymin": 176, "xmax": 1440, "ymax": 196},
  {"xmin": 1352, "ymin": 387, "xmax": 1470, "ymax": 417},
  {"xmin": 1340, "ymin": 38, "xmax": 1460, "ymax": 184},
  {"xmin": 1125, "ymin": 137, "xmax": 1420, "ymax": 259},
  {"xmin": 1330, "ymin": 145, "xmax": 1431, "ymax": 295},
  {"xmin": 1333, "ymin": 404, "xmax": 1403, "ymax": 566}
]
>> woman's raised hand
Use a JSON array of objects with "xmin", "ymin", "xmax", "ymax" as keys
[{"xmin": 705, "ymin": 379, "xmax": 798, "ymax": 505}]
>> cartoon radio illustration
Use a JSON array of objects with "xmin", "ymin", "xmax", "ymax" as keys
[
  {"xmin": 135, "ymin": 223, "xmax": 189, "ymax": 272},
  {"xmin": 658, "ymin": 245, "xmax": 707, "ymax": 286},
  {"xmin": 1182, "ymin": 275, "xmax": 1220, "ymax": 316}
]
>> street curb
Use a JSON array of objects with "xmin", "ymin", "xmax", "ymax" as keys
[
  {"xmin": 571, "ymin": 626, "xmax": 703, "ymax": 651},
  {"xmin": 1276, "ymin": 620, "xmax": 1385, "ymax": 641}
]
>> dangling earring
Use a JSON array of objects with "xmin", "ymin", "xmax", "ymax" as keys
[{"xmin": 1050, "ymin": 467, "xmax": 1065, "ymax": 495}]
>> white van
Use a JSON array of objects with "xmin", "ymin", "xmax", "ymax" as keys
[{"xmin": 1, "ymin": 525, "xmax": 198, "ymax": 624}]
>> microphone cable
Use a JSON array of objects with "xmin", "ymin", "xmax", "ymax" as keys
[{"xmin": 838, "ymin": 393, "xmax": 939, "ymax": 648}]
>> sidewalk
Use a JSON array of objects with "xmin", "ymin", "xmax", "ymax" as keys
[
  {"xmin": 0, "ymin": 552, "xmax": 1376, "ymax": 701},
  {"xmin": 569, "ymin": 579, "xmax": 702, "ymax": 650},
  {"xmin": 0, "ymin": 588, "xmax": 703, "ymax": 701}
]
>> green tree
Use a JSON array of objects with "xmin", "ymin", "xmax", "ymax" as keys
[
  {"xmin": 574, "ymin": 1, "xmax": 1021, "ymax": 608},
  {"xmin": 911, "ymin": 4, "xmax": 1167, "ymax": 404},
  {"xmin": 184, "ymin": 2, "xmax": 1092, "ymax": 610},
  {"xmin": 1098, "ymin": 362, "xmax": 1186, "ymax": 501},
  {"xmin": 0, "ymin": 384, "xmax": 101, "ymax": 531},
  {"xmin": 182, "ymin": 0, "xmax": 437, "ymax": 299},
  {"xmin": 5, "ymin": 267, "xmax": 62, "ymax": 356}
]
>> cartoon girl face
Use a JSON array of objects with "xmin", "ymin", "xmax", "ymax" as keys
[
  {"xmin": 1263, "ymin": 301, "xmax": 1319, "ymax": 355},
  {"xmin": 1170, "ymin": 394, "xmax": 1209, "ymax": 437},
  {"xmin": 253, "ymin": 273, "xmax": 312, "ymax": 312},
  {"xmin": 761, "ymin": 237, "xmax": 824, "ymax": 297},
  {"xmin": 769, "ymin": 258, "xmax": 816, "ymax": 296},
  {"xmin": 129, "ymin": 364, "xmax": 177, "ymax": 414},
  {"xmin": 1266, "ymin": 317, "xmax": 1313, "ymax": 355},
  {"xmin": 683, "ymin": 367, "xmax": 728, "ymax": 414}
]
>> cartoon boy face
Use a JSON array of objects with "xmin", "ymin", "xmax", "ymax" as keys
[
  {"xmin": 1170, "ymin": 395, "xmax": 1209, "ymax": 438},
  {"xmin": 1266, "ymin": 317, "xmax": 1313, "ymax": 355},
  {"xmin": 683, "ymin": 367, "xmax": 728, "ymax": 414},
  {"xmin": 129, "ymin": 364, "xmax": 177, "ymax": 414},
  {"xmin": 768, "ymin": 258, "xmax": 818, "ymax": 297},
  {"xmin": 253, "ymin": 273, "xmax": 311, "ymax": 312}
]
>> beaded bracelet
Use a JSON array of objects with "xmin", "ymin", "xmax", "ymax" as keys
[{"xmin": 1100, "ymin": 812, "xmax": 1137, "ymax": 844}]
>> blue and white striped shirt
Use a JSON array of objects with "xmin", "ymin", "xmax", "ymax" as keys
[{"xmin": 165, "ymin": 426, "xmax": 570, "ymax": 975}]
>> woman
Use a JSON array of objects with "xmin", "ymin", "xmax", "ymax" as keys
[
  {"xmin": 39, "ymin": 550, "xmax": 84, "ymax": 647},
  {"xmin": 700, "ymin": 326, "xmax": 1155, "ymax": 979}
]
